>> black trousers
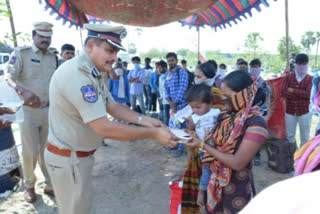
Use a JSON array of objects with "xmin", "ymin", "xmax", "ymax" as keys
[{"xmin": 151, "ymin": 92, "xmax": 158, "ymax": 112}]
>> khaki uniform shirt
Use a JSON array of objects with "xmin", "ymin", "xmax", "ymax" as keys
[
  {"xmin": 5, "ymin": 44, "xmax": 57, "ymax": 104},
  {"xmin": 48, "ymin": 51, "xmax": 113, "ymax": 151}
]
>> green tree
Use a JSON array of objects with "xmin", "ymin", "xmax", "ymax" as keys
[
  {"xmin": 260, "ymin": 53, "xmax": 284, "ymax": 74},
  {"xmin": 301, "ymin": 31, "xmax": 316, "ymax": 54},
  {"xmin": 205, "ymin": 50, "xmax": 227, "ymax": 64},
  {"xmin": 314, "ymin": 32, "xmax": 320, "ymax": 65},
  {"xmin": 245, "ymin": 32, "xmax": 263, "ymax": 56},
  {"xmin": 0, "ymin": 1, "xmax": 10, "ymax": 18},
  {"xmin": 0, "ymin": 0, "xmax": 31, "ymax": 47},
  {"xmin": 143, "ymin": 48, "xmax": 161, "ymax": 59},
  {"xmin": 133, "ymin": 27, "xmax": 143, "ymax": 54},
  {"xmin": 277, "ymin": 36, "xmax": 301, "ymax": 61},
  {"xmin": 128, "ymin": 43, "xmax": 137, "ymax": 55},
  {"xmin": 135, "ymin": 27, "xmax": 143, "ymax": 37},
  {"xmin": 177, "ymin": 48, "xmax": 189, "ymax": 59},
  {"xmin": 141, "ymin": 48, "xmax": 169, "ymax": 60}
]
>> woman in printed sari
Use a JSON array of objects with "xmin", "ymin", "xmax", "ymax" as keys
[{"xmin": 184, "ymin": 71, "xmax": 268, "ymax": 214}]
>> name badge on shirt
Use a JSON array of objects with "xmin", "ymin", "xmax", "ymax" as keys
[
  {"xmin": 31, "ymin": 59, "xmax": 41, "ymax": 63},
  {"xmin": 81, "ymin": 85, "xmax": 98, "ymax": 103}
]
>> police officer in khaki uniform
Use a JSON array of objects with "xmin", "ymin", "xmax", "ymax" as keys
[
  {"xmin": 5, "ymin": 21, "xmax": 57, "ymax": 202},
  {"xmin": 44, "ymin": 23, "xmax": 178, "ymax": 214}
]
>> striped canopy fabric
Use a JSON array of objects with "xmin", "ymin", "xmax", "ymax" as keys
[
  {"xmin": 180, "ymin": 0, "xmax": 273, "ymax": 30},
  {"xmin": 40, "ymin": 0, "xmax": 217, "ymax": 27}
]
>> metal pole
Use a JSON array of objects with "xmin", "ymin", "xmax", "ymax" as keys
[
  {"xmin": 198, "ymin": 28, "xmax": 200, "ymax": 62},
  {"xmin": 79, "ymin": 27, "xmax": 84, "ymax": 48},
  {"xmin": 285, "ymin": 0, "xmax": 290, "ymax": 70},
  {"xmin": 6, "ymin": 0, "xmax": 17, "ymax": 47}
]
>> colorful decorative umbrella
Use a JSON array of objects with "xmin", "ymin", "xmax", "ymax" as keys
[
  {"xmin": 178, "ymin": 0, "xmax": 274, "ymax": 61},
  {"xmin": 179, "ymin": 0, "xmax": 272, "ymax": 30},
  {"xmin": 39, "ymin": 0, "xmax": 217, "ymax": 27}
]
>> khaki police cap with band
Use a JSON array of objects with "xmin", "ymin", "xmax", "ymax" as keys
[
  {"xmin": 33, "ymin": 21, "xmax": 53, "ymax": 37},
  {"xmin": 84, "ymin": 23, "xmax": 127, "ymax": 51}
]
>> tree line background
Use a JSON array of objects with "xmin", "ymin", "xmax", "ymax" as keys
[{"xmin": 128, "ymin": 30, "xmax": 320, "ymax": 75}]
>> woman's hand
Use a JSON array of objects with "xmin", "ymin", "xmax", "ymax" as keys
[{"xmin": 184, "ymin": 129, "xmax": 201, "ymax": 148}]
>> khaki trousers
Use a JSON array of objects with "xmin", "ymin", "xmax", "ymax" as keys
[
  {"xmin": 20, "ymin": 107, "xmax": 52, "ymax": 189},
  {"xmin": 44, "ymin": 148, "xmax": 94, "ymax": 214}
]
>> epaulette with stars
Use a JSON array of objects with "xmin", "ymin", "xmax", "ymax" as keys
[{"xmin": 91, "ymin": 67, "xmax": 101, "ymax": 79}]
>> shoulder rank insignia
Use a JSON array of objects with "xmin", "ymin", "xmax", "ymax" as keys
[
  {"xmin": 91, "ymin": 67, "xmax": 101, "ymax": 78},
  {"xmin": 9, "ymin": 56, "xmax": 16, "ymax": 64},
  {"xmin": 81, "ymin": 85, "xmax": 98, "ymax": 103}
]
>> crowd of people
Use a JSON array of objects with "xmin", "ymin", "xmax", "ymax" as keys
[{"xmin": 0, "ymin": 21, "xmax": 319, "ymax": 214}]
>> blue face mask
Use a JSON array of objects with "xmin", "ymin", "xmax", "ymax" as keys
[{"xmin": 134, "ymin": 63, "xmax": 140, "ymax": 70}]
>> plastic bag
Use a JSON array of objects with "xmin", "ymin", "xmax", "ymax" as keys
[{"xmin": 0, "ymin": 78, "xmax": 24, "ymax": 123}]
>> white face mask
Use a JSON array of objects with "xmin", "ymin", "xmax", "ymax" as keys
[
  {"xmin": 134, "ymin": 63, "xmax": 140, "ymax": 70},
  {"xmin": 295, "ymin": 64, "xmax": 308, "ymax": 83},
  {"xmin": 217, "ymin": 68, "xmax": 227, "ymax": 79},
  {"xmin": 194, "ymin": 79, "xmax": 204, "ymax": 85},
  {"xmin": 194, "ymin": 78, "xmax": 215, "ymax": 86},
  {"xmin": 249, "ymin": 67, "xmax": 261, "ymax": 79}
]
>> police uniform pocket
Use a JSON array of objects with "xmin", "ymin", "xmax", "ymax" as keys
[
  {"xmin": 44, "ymin": 149, "xmax": 66, "ymax": 173},
  {"xmin": 47, "ymin": 163, "xmax": 63, "ymax": 170},
  {"xmin": 23, "ymin": 60, "xmax": 41, "ymax": 80}
]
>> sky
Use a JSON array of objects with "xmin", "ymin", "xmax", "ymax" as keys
[{"xmin": 0, "ymin": 0, "xmax": 319, "ymax": 56}]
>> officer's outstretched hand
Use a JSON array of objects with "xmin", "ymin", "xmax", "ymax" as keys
[
  {"xmin": 141, "ymin": 116, "xmax": 165, "ymax": 127},
  {"xmin": 20, "ymin": 88, "xmax": 41, "ymax": 108},
  {"xmin": 153, "ymin": 127, "xmax": 179, "ymax": 148}
]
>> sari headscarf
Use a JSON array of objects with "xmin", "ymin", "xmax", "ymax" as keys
[
  {"xmin": 203, "ymin": 83, "xmax": 259, "ymax": 213},
  {"xmin": 211, "ymin": 87, "xmax": 224, "ymax": 110}
]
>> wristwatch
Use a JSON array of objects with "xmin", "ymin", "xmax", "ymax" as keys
[{"xmin": 136, "ymin": 115, "xmax": 143, "ymax": 125}]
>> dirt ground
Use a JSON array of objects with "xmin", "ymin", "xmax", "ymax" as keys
[{"xmin": 0, "ymin": 137, "xmax": 292, "ymax": 214}]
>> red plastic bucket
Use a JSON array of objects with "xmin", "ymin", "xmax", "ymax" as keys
[{"xmin": 169, "ymin": 180, "xmax": 183, "ymax": 214}]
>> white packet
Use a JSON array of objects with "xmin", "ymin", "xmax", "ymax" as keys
[
  {"xmin": 0, "ymin": 78, "xmax": 24, "ymax": 123},
  {"xmin": 173, "ymin": 105, "xmax": 193, "ymax": 123}
]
